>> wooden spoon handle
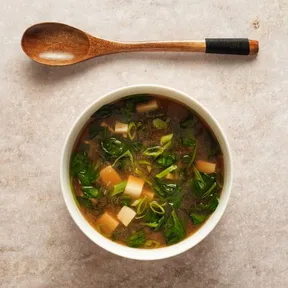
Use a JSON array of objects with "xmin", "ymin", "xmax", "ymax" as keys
[{"xmin": 116, "ymin": 38, "xmax": 258, "ymax": 55}]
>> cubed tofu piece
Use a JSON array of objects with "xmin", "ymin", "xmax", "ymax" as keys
[
  {"xmin": 114, "ymin": 121, "xmax": 128, "ymax": 134},
  {"xmin": 117, "ymin": 206, "xmax": 136, "ymax": 227},
  {"xmin": 195, "ymin": 160, "xmax": 216, "ymax": 174},
  {"xmin": 97, "ymin": 212, "xmax": 119, "ymax": 236},
  {"xmin": 136, "ymin": 100, "xmax": 159, "ymax": 113},
  {"xmin": 124, "ymin": 175, "xmax": 144, "ymax": 199},
  {"xmin": 100, "ymin": 165, "xmax": 122, "ymax": 188},
  {"xmin": 141, "ymin": 188, "xmax": 154, "ymax": 201}
]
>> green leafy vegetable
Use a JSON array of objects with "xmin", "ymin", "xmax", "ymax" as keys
[
  {"xmin": 161, "ymin": 134, "xmax": 173, "ymax": 145},
  {"xmin": 71, "ymin": 151, "xmax": 98, "ymax": 185},
  {"xmin": 153, "ymin": 118, "xmax": 167, "ymax": 130},
  {"xmin": 163, "ymin": 210, "xmax": 186, "ymax": 245},
  {"xmin": 180, "ymin": 114, "xmax": 196, "ymax": 128},
  {"xmin": 143, "ymin": 209, "xmax": 165, "ymax": 231},
  {"xmin": 202, "ymin": 182, "xmax": 217, "ymax": 198},
  {"xmin": 154, "ymin": 179, "xmax": 181, "ymax": 208},
  {"xmin": 181, "ymin": 137, "xmax": 196, "ymax": 147},
  {"xmin": 188, "ymin": 141, "xmax": 198, "ymax": 167},
  {"xmin": 76, "ymin": 196, "xmax": 94, "ymax": 210},
  {"xmin": 112, "ymin": 150, "xmax": 134, "ymax": 168},
  {"xmin": 88, "ymin": 122, "xmax": 109, "ymax": 139},
  {"xmin": 156, "ymin": 153, "xmax": 176, "ymax": 168},
  {"xmin": 101, "ymin": 137, "xmax": 126, "ymax": 157},
  {"xmin": 192, "ymin": 166, "xmax": 217, "ymax": 198},
  {"xmin": 82, "ymin": 186, "xmax": 100, "ymax": 198},
  {"xmin": 190, "ymin": 195, "xmax": 219, "ymax": 224},
  {"xmin": 190, "ymin": 213, "xmax": 207, "ymax": 224},
  {"xmin": 156, "ymin": 165, "xmax": 177, "ymax": 179},
  {"xmin": 71, "ymin": 151, "xmax": 89, "ymax": 177},
  {"xmin": 111, "ymin": 181, "xmax": 127, "ymax": 196},
  {"xmin": 126, "ymin": 230, "xmax": 146, "ymax": 248},
  {"xmin": 91, "ymin": 104, "xmax": 114, "ymax": 119}
]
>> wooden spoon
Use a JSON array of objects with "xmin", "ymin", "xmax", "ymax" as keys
[{"xmin": 21, "ymin": 22, "xmax": 259, "ymax": 66}]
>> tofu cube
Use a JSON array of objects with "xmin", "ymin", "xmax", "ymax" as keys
[
  {"xmin": 136, "ymin": 100, "xmax": 159, "ymax": 113},
  {"xmin": 195, "ymin": 160, "xmax": 216, "ymax": 174},
  {"xmin": 114, "ymin": 121, "xmax": 128, "ymax": 134},
  {"xmin": 124, "ymin": 175, "xmax": 144, "ymax": 199},
  {"xmin": 100, "ymin": 166, "xmax": 122, "ymax": 188},
  {"xmin": 97, "ymin": 212, "xmax": 119, "ymax": 236},
  {"xmin": 117, "ymin": 206, "xmax": 136, "ymax": 227}
]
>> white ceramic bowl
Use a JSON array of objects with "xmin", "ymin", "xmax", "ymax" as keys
[{"xmin": 60, "ymin": 84, "xmax": 232, "ymax": 260}]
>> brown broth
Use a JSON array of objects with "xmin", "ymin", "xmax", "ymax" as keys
[{"xmin": 70, "ymin": 95, "xmax": 224, "ymax": 248}]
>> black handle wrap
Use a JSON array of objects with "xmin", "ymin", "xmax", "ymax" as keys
[{"xmin": 205, "ymin": 38, "xmax": 250, "ymax": 55}]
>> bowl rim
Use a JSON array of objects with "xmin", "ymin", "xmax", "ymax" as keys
[{"xmin": 60, "ymin": 84, "xmax": 233, "ymax": 260}]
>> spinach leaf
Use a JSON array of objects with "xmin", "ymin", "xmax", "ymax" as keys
[
  {"xmin": 71, "ymin": 151, "xmax": 98, "ymax": 185},
  {"xmin": 82, "ymin": 186, "xmax": 100, "ymax": 199},
  {"xmin": 91, "ymin": 104, "xmax": 114, "ymax": 119},
  {"xmin": 191, "ymin": 166, "xmax": 217, "ymax": 199},
  {"xmin": 180, "ymin": 114, "xmax": 196, "ymax": 128},
  {"xmin": 154, "ymin": 179, "xmax": 182, "ymax": 208},
  {"xmin": 156, "ymin": 153, "xmax": 176, "ymax": 168},
  {"xmin": 144, "ymin": 210, "xmax": 165, "ymax": 231},
  {"xmin": 100, "ymin": 137, "xmax": 126, "ymax": 157},
  {"xmin": 163, "ymin": 210, "xmax": 186, "ymax": 245},
  {"xmin": 190, "ymin": 196, "xmax": 219, "ymax": 225},
  {"xmin": 181, "ymin": 136, "xmax": 196, "ymax": 147},
  {"xmin": 190, "ymin": 213, "xmax": 207, "ymax": 225},
  {"xmin": 71, "ymin": 151, "xmax": 89, "ymax": 176},
  {"xmin": 126, "ymin": 230, "xmax": 146, "ymax": 248},
  {"xmin": 76, "ymin": 196, "xmax": 94, "ymax": 210},
  {"xmin": 88, "ymin": 122, "xmax": 108, "ymax": 139}
]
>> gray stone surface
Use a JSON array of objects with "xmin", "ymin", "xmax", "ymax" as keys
[{"xmin": 1, "ymin": 1, "xmax": 288, "ymax": 287}]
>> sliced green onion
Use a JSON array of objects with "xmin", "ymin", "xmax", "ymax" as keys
[
  {"xmin": 150, "ymin": 201, "xmax": 165, "ymax": 214},
  {"xmin": 153, "ymin": 118, "xmax": 167, "ymax": 130},
  {"xmin": 135, "ymin": 212, "xmax": 148, "ymax": 219},
  {"xmin": 137, "ymin": 197, "xmax": 148, "ymax": 215},
  {"xmin": 156, "ymin": 164, "xmax": 177, "ymax": 179},
  {"xmin": 112, "ymin": 150, "xmax": 134, "ymax": 168},
  {"xmin": 131, "ymin": 198, "xmax": 142, "ymax": 207},
  {"xmin": 128, "ymin": 122, "xmax": 137, "ymax": 140},
  {"xmin": 144, "ymin": 240, "xmax": 160, "ymax": 248},
  {"xmin": 202, "ymin": 182, "xmax": 217, "ymax": 198},
  {"xmin": 111, "ymin": 181, "xmax": 127, "ymax": 196},
  {"xmin": 139, "ymin": 160, "xmax": 151, "ymax": 166},
  {"xmin": 143, "ymin": 141, "xmax": 171, "ymax": 158},
  {"xmin": 139, "ymin": 160, "xmax": 152, "ymax": 174},
  {"xmin": 160, "ymin": 134, "xmax": 173, "ymax": 145},
  {"xmin": 188, "ymin": 141, "xmax": 198, "ymax": 167}
]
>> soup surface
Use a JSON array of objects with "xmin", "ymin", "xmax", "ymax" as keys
[{"xmin": 70, "ymin": 95, "xmax": 224, "ymax": 248}]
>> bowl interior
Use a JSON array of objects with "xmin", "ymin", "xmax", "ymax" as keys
[{"xmin": 60, "ymin": 85, "xmax": 232, "ymax": 260}]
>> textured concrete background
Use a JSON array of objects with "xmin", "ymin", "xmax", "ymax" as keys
[{"xmin": 1, "ymin": 0, "xmax": 288, "ymax": 287}]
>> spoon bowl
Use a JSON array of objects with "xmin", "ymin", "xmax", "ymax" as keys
[{"xmin": 21, "ymin": 23, "xmax": 92, "ymax": 66}]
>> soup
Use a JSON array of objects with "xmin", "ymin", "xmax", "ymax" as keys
[{"xmin": 70, "ymin": 95, "xmax": 223, "ymax": 248}]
